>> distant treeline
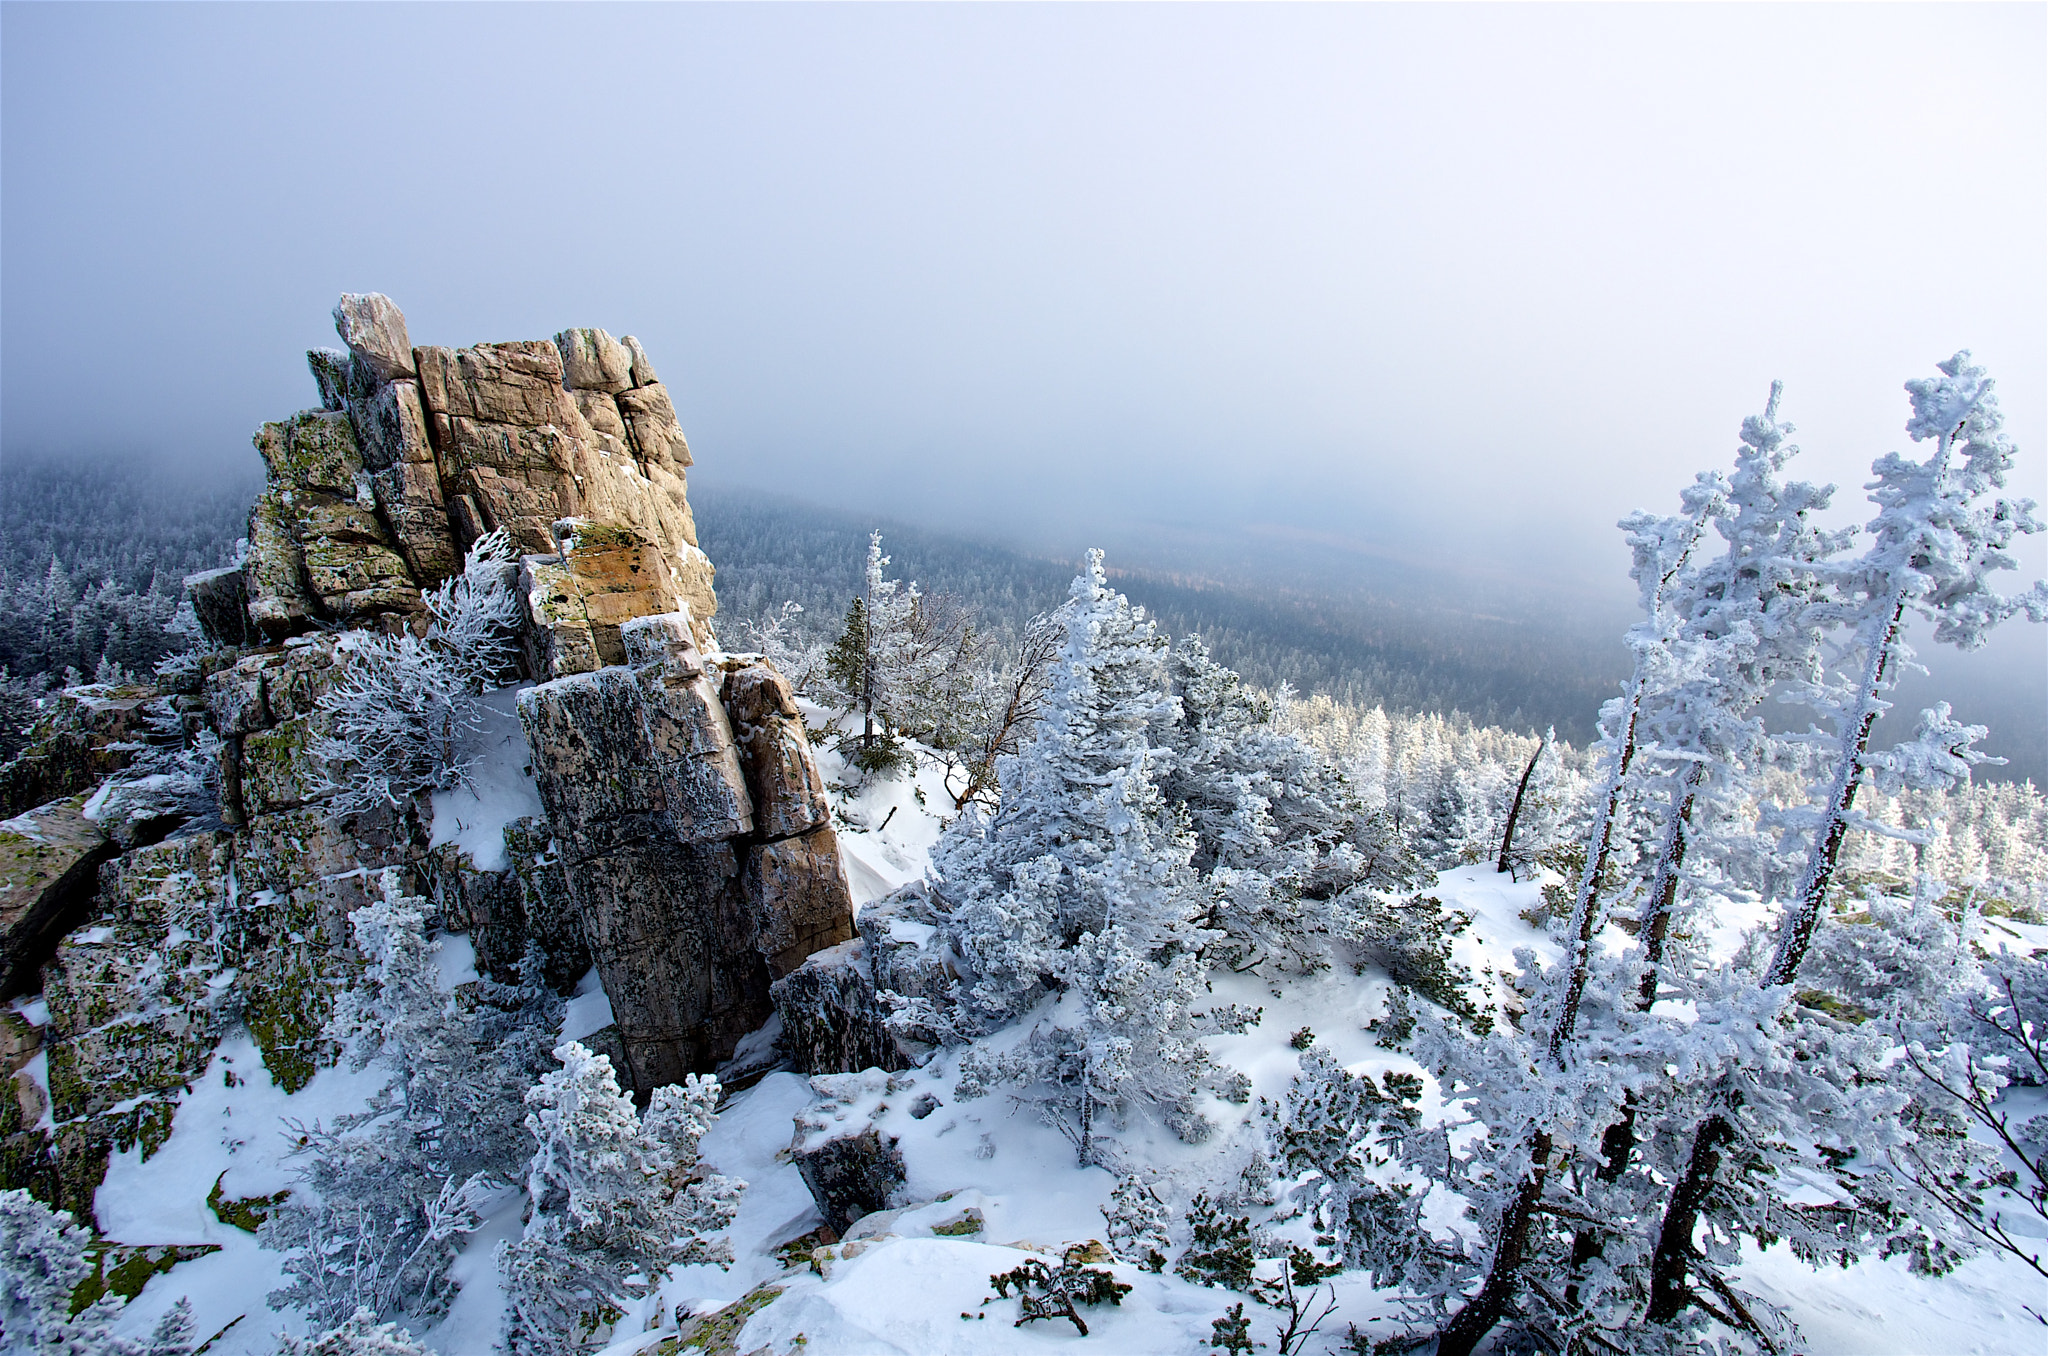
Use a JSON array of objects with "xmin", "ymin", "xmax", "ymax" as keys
[
  {"xmin": 0, "ymin": 452, "xmax": 258, "ymax": 684},
  {"xmin": 695, "ymin": 486, "xmax": 1621, "ymax": 743}
]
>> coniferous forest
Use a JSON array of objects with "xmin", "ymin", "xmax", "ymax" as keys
[
  {"xmin": 3, "ymin": 7, "xmax": 2043, "ymax": 1353},
  {"xmin": 4, "ymin": 348, "xmax": 2045, "ymax": 1355}
]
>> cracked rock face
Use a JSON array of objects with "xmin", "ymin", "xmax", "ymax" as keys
[
  {"xmin": 520, "ymin": 618, "xmax": 856, "ymax": 1098},
  {"xmin": 0, "ymin": 798, "xmax": 114, "ymax": 1001}
]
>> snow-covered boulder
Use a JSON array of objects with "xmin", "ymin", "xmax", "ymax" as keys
[
  {"xmin": 771, "ymin": 883, "xmax": 955, "ymax": 1076},
  {"xmin": 791, "ymin": 1070, "xmax": 911, "ymax": 1234},
  {"xmin": 771, "ymin": 940, "xmax": 913, "ymax": 1076}
]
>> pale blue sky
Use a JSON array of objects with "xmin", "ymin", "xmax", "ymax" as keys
[{"xmin": 3, "ymin": 2, "xmax": 2042, "ymax": 719}]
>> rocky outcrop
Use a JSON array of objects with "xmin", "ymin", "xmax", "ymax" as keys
[
  {"xmin": 35, "ymin": 841, "xmax": 405, "ymax": 1223},
  {"xmin": 232, "ymin": 294, "xmax": 714, "ymax": 646},
  {"xmin": 772, "ymin": 940, "xmax": 914, "ymax": 1077},
  {"xmin": 427, "ymin": 816, "xmax": 588, "ymax": 993},
  {"xmin": 0, "ymin": 292, "xmax": 859, "ymax": 1212},
  {"xmin": 0, "ymin": 685, "xmax": 155, "ymax": 820},
  {"xmin": 0, "ymin": 797, "xmax": 115, "ymax": 1000},
  {"xmin": 333, "ymin": 293, "xmax": 415, "ymax": 383},
  {"xmin": 251, "ymin": 413, "xmax": 419, "ymax": 628},
  {"xmin": 791, "ymin": 1071, "xmax": 912, "ymax": 1234},
  {"xmin": 720, "ymin": 662, "xmax": 832, "ymax": 842},
  {"xmin": 771, "ymin": 883, "xmax": 953, "ymax": 1076},
  {"xmin": 183, "ymin": 566, "xmax": 254, "ymax": 650},
  {"xmin": 520, "ymin": 613, "xmax": 857, "ymax": 1097}
]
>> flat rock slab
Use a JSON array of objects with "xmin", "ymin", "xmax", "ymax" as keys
[{"xmin": 0, "ymin": 797, "xmax": 113, "ymax": 999}]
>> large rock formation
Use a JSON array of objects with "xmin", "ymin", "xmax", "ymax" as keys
[
  {"xmin": 520, "ymin": 611, "xmax": 855, "ymax": 1098},
  {"xmin": 0, "ymin": 294, "xmax": 859, "ymax": 1213},
  {"xmin": 246, "ymin": 295, "xmax": 715, "ymax": 653}
]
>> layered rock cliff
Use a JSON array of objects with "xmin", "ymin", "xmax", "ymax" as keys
[{"xmin": 0, "ymin": 294, "xmax": 857, "ymax": 1217}]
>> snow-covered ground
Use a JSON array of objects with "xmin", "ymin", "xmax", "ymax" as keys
[{"xmin": 93, "ymin": 720, "xmax": 2048, "ymax": 1354}]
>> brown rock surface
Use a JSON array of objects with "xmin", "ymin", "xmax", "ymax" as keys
[
  {"xmin": 0, "ymin": 797, "xmax": 114, "ymax": 999},
  {"xmin": 333, "ymin": 293, "xmax": 416, "ymax": 382},
  {"xmin": 744, "ymin": 826, "xmax": 857, "ymax": 979},
  {"xmin": 721, "ymin": 661, "xmax": 831, "ymax": 840},
  {"xmin": 348, "ymin": 377, "xmax": 436, "ymax": 472},
  {"xmin": 615, "ymin": 382, "xmax": 693, "ymax": 471},
  {"xmin": 561, "ymin": 839, "xmax": 767, "ymax": 1096},
  {"xmin": 622, "ymin": 335, "xmax": 660, "ymax": 388},
  {"xmin": 555, "ymin": 327, "xmax": 634, "ymax": 393},
  {"xmin": 414, "ymin": 341, "xmax": 570, "ymax": 426}
]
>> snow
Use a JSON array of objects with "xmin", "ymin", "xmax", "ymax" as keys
[
  {"xmin": 423, "ymin": 1196, "xmax": 524, "ymax": 1353},
  {"xmin": 561, "ymin": 968, "xmax": 616, "ymax": 1044},
  {"xmin": 434, "ymin": 932, "xmax": 479, "ymax": 992},
  {"xmin": 799, "ymin": 697, "xmax": 954, "ymax": 908},
  {"xmin": 100, "ymin": 1034, "xmax": 389, "ymax": 1353},
  {"xmin": 428, "ymin": 685, "xmax": 540, "ymax": 873},
  {"xmin": 73, "ymin": 685, "xmax": 2048, "ymax": 1356}
]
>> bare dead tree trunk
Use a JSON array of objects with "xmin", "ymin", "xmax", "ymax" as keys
[{"xmin": 1496, "ymin": 733, "xmax": 1546, "ymax": 876}]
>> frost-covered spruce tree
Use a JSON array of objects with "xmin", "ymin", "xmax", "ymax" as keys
[
  {"xmin": 937, "ymin": 549, "xmax": 1184, "ymax": 1021},
  {"xmin": 263, "ymin": 882, "xmax": 559, "ymax": 1329},
  {"xmin": 1156, "ymin": 634, "xmax": 1416, "ymax": 976},
  {"xmin": 277, "ymin": 1307, "xmax": 431, "ymax": 1356},
  {"xmin": 1393, "ymin": 461, "xmax": 1731, "ymax": 1356},
  {"xmin": 1898, "ymin": 940, "xmax": 2048, "ymax": 1278},
  {"xmin": 313, "ymin": 529, "xmax": 520, "ymax": 812},
  {"xmin": 1544, "ymin": 385, "xmax": 1849, "ymax": 1303},
  {"xmin": 1266, "ymin": 1046, "xmax": 1433, "ymax": 1289},
  {"xmin": 1102, "ymin": 1175, "xmax": 1175, "ymax": 1271},
  {"xmin": 499, "ymin": 1047, "xmax": 740, "ymax": 1356},
  {"xmin": 822, "ymin": 530, "xmax": 978, "ymax": 777},
  {"xmin": 942, "ymin": 551, "xmax": 1250, "ymax": 1159},
  {"xmin": 0, "ymin": 1189, "xmax": 195, "ymax": 1356},
  {"xmin": 1641, "ymin": 353, "xmax": 2048, "ymax": 1332},
  {"xmin": 1377, "ymin": 383, "xmax": 1865, "ymax": 1354}
]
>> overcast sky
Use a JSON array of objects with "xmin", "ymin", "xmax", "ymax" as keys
[{"xmin": 3, "ymin": 4, "xmax": 2042, "ymax": 689}]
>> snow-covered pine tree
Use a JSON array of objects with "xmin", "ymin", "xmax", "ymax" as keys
[
  {"xmin": 1380, "ymin": 380, "xmax": 1897, "ymax": 1354},
  {"xmin": 1641, "ymin": 352, "xmax": 2048, "ymax": 1331},
  {"xmin": 1545, "ymin": 384, "xmax": 1849, "ymax": 1302},
  {"xmin": 822, "ymin": 531, "xmax": 979, "ymax": 777},
  {"xmin": 276, "ymin": 1308, "xmax": 431, "ymax": 1356},
  {"xmin": 0, "ymin": 1188, "xmax": 195, "ymax": 1356},
  {"xmin": 942, "ymin": 551, "xmax": 1251, "ymax": 1160},
  {"xmin": 1411, "ymin": 463, "xmax": 1731, "ymax": 1356},
  {"xmin": 937, "ymin": 549, "xmax": 1184, "ymax": 1021},
  {"xmin": 499, "ymin": 1047, "xmax": 739, "ymax": 1356},
  {"xmin": 1157, "ymin": 633, "xmax": 1415, "ymax": 976},
  {"xmin": 1897, "ymin": 939, "xmax": 2048, "ymax": 1279},
  {"xmin": 312, "ymin": 529, "xmax": 521, "ymax": 813},
  {"xmin": 1266, "ymin": 1046, "xmax": 1432, "ymax": 1288},
  {"xmin": 1101, "ymin": 1175, "xmax": 1174, "ymax": 1271},
  {"xmin": 262, "ymin": 881, "xmax": 559, "ymax": 1329}
]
